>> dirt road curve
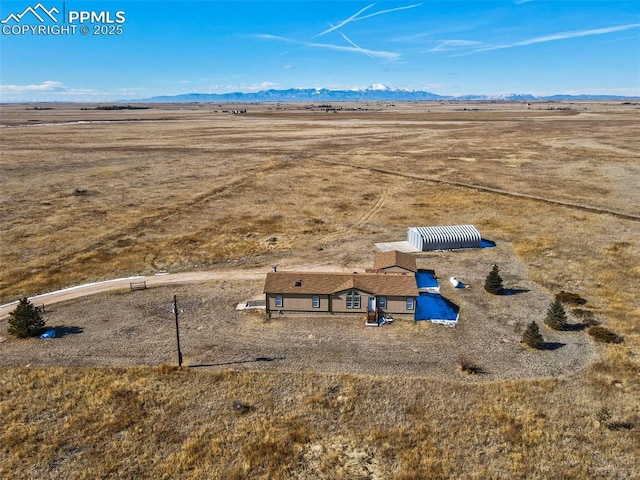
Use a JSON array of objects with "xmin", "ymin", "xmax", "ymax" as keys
[
  {"xmin": 0, "ymin": 271, "xmax": 262, "ymax": 320},
  {"xmin": 0, "ymin": 265, "xmax": 357, "ymax": 320}
]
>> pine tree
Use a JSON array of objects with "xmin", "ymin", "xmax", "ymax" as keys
[
  {"xmin": 522, "ymin": 321, "xmax": 544, "ymax": 349},
  {"xmin": 484, "ymin": 264, "xmax": 504, "ymax": 295},
  {"xmin": 544, "ymin": 298, "xmax": 568, "ymax": 330},
  {"xmin": 7, "ymin": 298, "xmax": 45, "ymax": 338}
]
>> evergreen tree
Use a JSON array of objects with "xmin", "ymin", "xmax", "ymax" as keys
[
  {"xmin": 7, "ymin": 298, "xmax": 45, "ymax": 338},
  {"xmin": 484, "ymin": 264, "xmax": 504, "ymax": 295},
  {"xmin": 522, "ymin": 321, "xmax": 544, "ymax": 349},
  {"xmin": 544, "ymin": 298, "xmax": 568, "ymax": 330}
]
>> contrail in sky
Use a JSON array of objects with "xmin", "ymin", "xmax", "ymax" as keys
[
  {"xmin": 470, "ymin": 22, "xmax": 640, "ymax": 54},
  {"xmin": 354, "ymin": 3, "xmax": 424, "ymax": 22},
  {"xmin": 255, "ymin": 33, "xmax": 400, "ymax": 60},
  {"xmin": 259, "ymin": 2, "xmax": 421, "ymax": 61},
  {"xmin": 316, "ymin": 3, "xmax": 423, "ymax": 37},
  {"xmin": 316, "ymin": 3, "xmax": 376, "ymax": 37},
  {"xmin": 340, "ymin": 32, "xmax": 375, "ymax": 59}
]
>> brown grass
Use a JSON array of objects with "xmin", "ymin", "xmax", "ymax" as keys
[
  {"xmin": 0, "ymin": 367, "xmax": 638, "ymax": 479},
  {"xmin": 0, "ymin": 102, "xmax": 639, "ymax": 478}
]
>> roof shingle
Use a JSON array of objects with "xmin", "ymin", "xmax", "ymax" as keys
[
  {"xmin": 373, "ymin": 250, "xmax": 417, "ymax": 272},
  {"xmin": 264, "ymin": 271, "xmax": 418, "ymax": 296}
]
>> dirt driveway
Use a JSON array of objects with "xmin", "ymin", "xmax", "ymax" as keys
[{"xmin": 0, "ymin": 264, "xmax": 361, "ymax": 320}]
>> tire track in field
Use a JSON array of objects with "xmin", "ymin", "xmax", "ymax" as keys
[
  {"xmin": 320, "ymin": 188, "xmax": 392, "ymax": 244},
  {"xmin": 30, "ymin": 159, "xmax": 287, "ymax": 275},
  {"xmin": 355, "ymin": 189, "xmax": 390, "ymax": 226},
  {"xmin": 316, "ymin": 158, "xmax": 640, "ymax": 222}
]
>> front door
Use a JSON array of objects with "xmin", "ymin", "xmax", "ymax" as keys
[{"xmin": 368, "ymin": 296, "xmax": 376, "ymax": 312}]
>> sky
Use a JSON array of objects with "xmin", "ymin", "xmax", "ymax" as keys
[{"xmin": 1, "ymin": 0, "xmax": 639, "ymax": 101}]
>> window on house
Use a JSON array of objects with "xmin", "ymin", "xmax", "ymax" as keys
[
  {"xmin": 346, "ymin": 290, "xmax": 361, "ymax": 309},
  {"xmin": 275, "ymin": 294, "xmax": 283, "ymax": 308},
  {"xmin": 312, "ymin": 295, "xmax": 320, "ymax": 308},
  {"xmin": 406, "ymin": 297, "xmax": 414, "ymax": 310},
  {"xmin": 379, "ymin": 296, "xmax": 387, "ymax": 309}
]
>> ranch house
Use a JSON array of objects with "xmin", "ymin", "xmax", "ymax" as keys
[
  {"xmin": 264, "ymin": 251, "xmax": 419, "ymax": 322},
  {"xmin": 264, "ymin": 271, "xmax": 418, "ymax": 320}
]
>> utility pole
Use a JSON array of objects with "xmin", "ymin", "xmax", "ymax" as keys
[{"xmin": 172, "ymin": 295, "xmax": 183, "ymax": 367}]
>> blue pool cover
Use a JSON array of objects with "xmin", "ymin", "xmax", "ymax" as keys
[
  {"xmin": 415, "ymin": 293, "xmax": 459, "ymax": 322},
  {"xmin": 415, "ymin": 269, "xmax": 438, "ymax": 289}
]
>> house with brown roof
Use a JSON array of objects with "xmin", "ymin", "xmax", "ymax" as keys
[
  {"xmin": 262, "ymin": 249, "xmax": 464, "ymax": 325},
  {"xmin": 264, "ymin": 271, "xmax": 418, "ymax": 321}
]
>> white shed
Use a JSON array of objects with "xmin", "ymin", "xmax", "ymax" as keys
[{"xmin": 407, "ymin": 225, "xmax": 481, "ymax": 251}]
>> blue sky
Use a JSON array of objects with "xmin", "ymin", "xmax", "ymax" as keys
[{"xmin": 1, "ymin": 1, "xmax": 639, "ymax": 101}]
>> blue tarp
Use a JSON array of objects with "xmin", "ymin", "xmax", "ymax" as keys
[
  {"xmin": 415, "ymin": 293, "xmax": 459, "ymax": 322},
  {"xmin": 480, "ymin": 239, "xmax": 496, "ymax": 248},
  {"xmin": 39, "ymin": 328, "xmax": 55, "ymax": 339},
  {"xmin": 415, "ymin": 269, "xmax": 438, "ymax": 289}
]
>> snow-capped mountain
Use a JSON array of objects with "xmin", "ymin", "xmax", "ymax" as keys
[
  {"xmin": 135, "ymin": 87, "xmax": 637, "ymax": 103},
  {"xmin": 138, "ymin": 86, "xmax": 444, "ymax": 103}
]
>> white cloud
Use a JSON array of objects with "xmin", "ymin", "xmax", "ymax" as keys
[
  {"xmin": 0, "ymin": 81, "xmax": 137, "ymax": 101},
  {"xmin": 245, "ymin": 82, "xmax": 278, "ymax": 91},
  {"xmin": 0, "ymin": 80, "xmax": 68, "ymax": 93},
  {"xmin": 254, "ymin": 33, "xmax": 291, "ymax": 42},
  {"xmin": 191, "ymin": 82, "xmax": 279, "ymax": 94},
  {"xmin": 429, "ymin": 40, "xmax": 482, "ymax": 52}
]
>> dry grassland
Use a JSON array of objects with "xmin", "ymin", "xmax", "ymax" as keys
[
  {"xmin": 0, "ymin": 102, "xmax": 638, "ymax": 478},
  {"xmin": 0, "ymin": 367, "xmax": 638, "ymax": 479}
]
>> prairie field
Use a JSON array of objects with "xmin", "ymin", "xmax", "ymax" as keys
[{"xmin": 0, "ymin": 102, "xmax": 638, "ymax": 478}]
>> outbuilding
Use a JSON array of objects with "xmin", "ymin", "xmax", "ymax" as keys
[
  {"xmin": 407, "ymin": 225, "xmax": 481, "ymax": 251},
  {"xmin": 371, "ymin": 250, "xmax": 417, "ymax": 273}
]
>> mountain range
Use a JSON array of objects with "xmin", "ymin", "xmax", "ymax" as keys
[{"xmin": 136, "ymin": 84, "xmax": 638, "ymax": 103}]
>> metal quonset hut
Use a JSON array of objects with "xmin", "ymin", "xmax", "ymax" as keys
[{"xmin": 407, "ymin": 225, "xmax": 481, "ymax": 251}]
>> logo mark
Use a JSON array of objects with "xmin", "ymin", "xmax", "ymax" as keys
[
  {"xmin": 2, "ymin": 2, "xmax": 126, "ymax": 36},
  {"xmin": 1, "ymin": 3, "xmax": 59, "ymax": 24}
]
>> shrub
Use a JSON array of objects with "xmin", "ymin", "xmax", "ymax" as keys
[
  {"xmin": 484, "ymin": 264, "xmax": 504, "ymax": 295},
  {"xmin": 605, "ymin": 421, "xmax": 633, "ymax": 431},
  {"xmin": 457, "ymin": 355, "xmax": 480, "ymax": 374},
  {"xmin": 7, "ymin": 298, "xmax": 45, "ymax": 338},
  {"xmin": 545, "ymin": 299, "xmax": 568, "ymax": 330},
  {"xmin": 555, "ymin": 291, "xmax": 587, "ymax": 305},
  {"xmin": 595, "ymin": 405, "xmax": 612, "ymax": 423},
  {"xmin": 522, "ymin": 321, "xmax": 544, "ymax": 349},
  {"xmin": 571, "ymin": 308, "xmax": 599, "ymax": 326},
  {"xmin": 587, "ymin": 326, "xmax": 623, "ymax": 344}
]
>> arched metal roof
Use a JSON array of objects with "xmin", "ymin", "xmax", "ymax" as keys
[{"xmin": 407, "ymin": 225, "xmax": 481, "ymax": 251}]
